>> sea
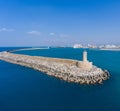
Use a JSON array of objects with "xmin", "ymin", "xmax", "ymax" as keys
[{"xmin": 0, "ymin": 47, "xmax": 120, "ymax": 111}]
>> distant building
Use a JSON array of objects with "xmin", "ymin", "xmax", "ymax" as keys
[
  {"xmin": 87, "ymin": 44, "xmax": 97, "ymax": 48},
  {"xmin": 73, "ymin": 44, "xmax": 83, "ymax": 48},
  {"xmin": 99, "ymin": 44, "xmax": 120, "ymax": 50}
]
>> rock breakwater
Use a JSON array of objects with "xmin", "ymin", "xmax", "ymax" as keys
[{"xmin": 0, "ymin": 52, "xmax": 110, "ymax": 84}]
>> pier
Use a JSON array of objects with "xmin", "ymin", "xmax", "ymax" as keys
[{"xmin": 0, "ymin": 51, "xmax": 110, "ymax": 84}]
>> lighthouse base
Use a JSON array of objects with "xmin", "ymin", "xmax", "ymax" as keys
[{"xmin": 77, "ymin": 61, "xmax": 93, "ymax": 71}]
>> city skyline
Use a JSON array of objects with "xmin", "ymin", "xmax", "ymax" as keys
[{"xmin": 0, "ymin": 0, "xmax": 120, "ymax": 46}]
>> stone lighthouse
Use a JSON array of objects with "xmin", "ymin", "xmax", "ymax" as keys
[
  {"xmin": 83, "ymin": 51, "xmax": 88, "ymax": 62},
  {"xmin": 77, "ymin": 51, "xmax": 93, "ymax": 70}
]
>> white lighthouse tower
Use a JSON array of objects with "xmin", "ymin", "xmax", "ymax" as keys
[
  {"xmin": 83, "ymin": 51, "xmax": 88, "ymax": 62},
  {"xmin": 77, "ymin": 51, "xmax": 93, "ymax": 70}
]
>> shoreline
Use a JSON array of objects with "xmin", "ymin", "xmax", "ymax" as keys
[
  {"xmin": 99, "ymin": 48, "xmax": 120, "ymax": 51},
  {"xmin": 0, "ymin": 51, "xmax": 110, "ymax": 85}
]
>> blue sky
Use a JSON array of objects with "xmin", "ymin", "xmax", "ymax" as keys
[{"xmin": 0, "ymin": 0, "xmax": 120, "ymax": 46}]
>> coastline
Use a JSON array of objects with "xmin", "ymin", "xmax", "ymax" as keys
[
  {"xmin": 99, "ymin": 48, "xmax": 120, "ymax": 51},
  {"xmin": 0, "ymin": 51, "xmax": 110, "ymax": 85}
]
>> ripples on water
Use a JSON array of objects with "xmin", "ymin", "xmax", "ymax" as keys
[{"xmin": 0, "ymin": 47, "xmax": 120, "ymax": 111}]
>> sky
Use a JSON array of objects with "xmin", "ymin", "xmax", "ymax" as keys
[{"xmin": 0, "ymin": 0, "xmax": 120, "ymax": 46}]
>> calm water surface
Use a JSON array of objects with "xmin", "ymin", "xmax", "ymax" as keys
[{"xmin": 0, "ymin": 47, "xmax": 120, "ymax": 111}]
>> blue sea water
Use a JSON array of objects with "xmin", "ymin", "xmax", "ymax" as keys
[{"xmin": 0, "ymin": 47, "xmax": 120, "ymax": 111}]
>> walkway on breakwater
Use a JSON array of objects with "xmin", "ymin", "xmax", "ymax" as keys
[
  {"xmin": 0, "ymin": 51, "xmax": 110, "ymax": 84},
  {"xmin": 8, "ymin": 47, "xmax": 49, "ymax": 52}
]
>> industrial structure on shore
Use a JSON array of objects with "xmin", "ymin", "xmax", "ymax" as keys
[
  {"xmin": 73, "ymin": 43, "xmax": 120, "ymax": 50},
  {"xmin": 0, "ymin": 50, "xmax": 110, "ymax": 84}
]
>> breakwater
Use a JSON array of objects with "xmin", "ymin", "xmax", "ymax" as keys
[
  {"xmin": 0, "ymin": 51, "xmax": 110, "ymax": 84},
  {"xmin": 8, "ymin": 47, "xmax": 49, "ymax": 52}
]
